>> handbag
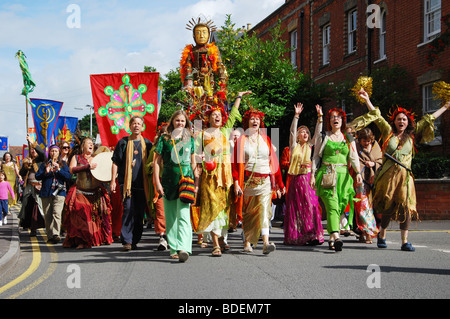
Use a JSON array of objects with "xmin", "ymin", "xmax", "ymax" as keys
[
  {"xmin": 321, "ymin": 163, "xmax": 337, "ymax": 189},
  {"xmin": 172, "ymin": 139, "xmax": 195, "ymax": 204}
]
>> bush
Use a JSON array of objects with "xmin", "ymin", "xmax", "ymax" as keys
[{"xmin": 412, "ymin": 153, "xmax": 450, "ymax": 179}]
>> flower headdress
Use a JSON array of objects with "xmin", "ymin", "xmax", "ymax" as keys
[
  {"xmin": 388, "ymin": 106, "xmax": 416, "ymax": 125},
  {"xmin": 326, "ymin": 108, "xmax": 347, "ymax": 131},
  {"xmin": 243, "ymin": 107, "xmax": 265, "ymax": 130},
  {"xmin": 204, "ymin": 104, "xmax": 228, "ymax": 127}
]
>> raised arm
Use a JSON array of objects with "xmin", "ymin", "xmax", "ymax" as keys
[
  {"xmin": 431, "ymin": 101, "xmax": 450, "ymax": 120},
  {"xmin": 289, "ymin": 103, "xmax": 304, "ymax": 150},
  {"xmin": 358, "ymin": 88, "xmax": 375, "ymax": 111}
]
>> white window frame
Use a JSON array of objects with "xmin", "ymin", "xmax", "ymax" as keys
[
  {"xmin": 379, "ymin": 11, "xmax": 386, "ymax": 59},
  {"xmin": 423, "ymin": 82, "xmax": 442, "ymax": 145},
  {"xmin": 348, "ymin": 9, "xmax": 357, "ymax": 53},
  {"xmin": 290, "ymin": 30, "xmax": 298, "ymax": 68},
  {"xmin": 322, "ymin": 24, "xmax": 330, "ymax": 65},
  {"xmin": 424, "ymin": 0, "xmax": 441, "ymax": 41}
]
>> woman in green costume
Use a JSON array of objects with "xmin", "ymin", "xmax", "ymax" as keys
[
  {"xmin": 153, "ymin": 110, "xmax": 197, "ymax": 262},
  {"xmin": 311, "ymin": 108, "xmax": 362, "ymax": 251},
  {"xmin": 355, "ymin": 89, "xmax": 449, "ymax": 251}
]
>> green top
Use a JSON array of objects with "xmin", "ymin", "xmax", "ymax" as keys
[
  {"xmin": 350, "ymin": 107, "xmax": 436, "ymax": 178},
  {"xmin": 155, "ymin": 136, "xmax": 195, "ymax": 201}
]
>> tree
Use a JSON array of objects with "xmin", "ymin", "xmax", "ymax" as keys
[
  {"xmin": 216, "ymin": 15, "xmax": 331, "ymax": 145},
  {"xmin": 78, "ymin": 113, "xmax": 99, "ymax": 137}
]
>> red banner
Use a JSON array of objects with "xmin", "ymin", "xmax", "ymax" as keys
[{"xmin": 90, "ymin": 72, "xmax": 159, "ymax": 147}]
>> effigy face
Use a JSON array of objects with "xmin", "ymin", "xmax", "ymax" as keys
[{"xmin": 194, "ymin": 25, "xmax": 210, "ymax": 46}]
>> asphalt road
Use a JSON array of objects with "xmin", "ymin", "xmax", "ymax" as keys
[{"xmin": 0, "ymin": 212, "xmax": 448, "ymax": 305}]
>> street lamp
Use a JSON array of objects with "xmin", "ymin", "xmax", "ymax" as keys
[{"xmin": 86, "ymin": 104, "xmax": 93, "ymax": 138}]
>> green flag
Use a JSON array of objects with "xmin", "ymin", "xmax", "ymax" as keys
[{"xmin": 15, "ymin": 50, "xmax": 36, "ymax": 97}]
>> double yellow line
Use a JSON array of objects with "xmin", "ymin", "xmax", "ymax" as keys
[{"xmin": 0, "ymin": 230, "xmax": 58, "ymax": 299}]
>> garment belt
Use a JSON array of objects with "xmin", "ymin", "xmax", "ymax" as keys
[{"xmin": 244, "ymin": 170, "xmax": 270, "ymax": 178}]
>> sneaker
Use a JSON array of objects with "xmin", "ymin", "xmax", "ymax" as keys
[
  {"xmin": 2, "ymin": 217, "xmax": 6, "ymax": 225},
  {"xmin": 377, "ymin": 235, "xmax": 387, "ymax": 248},
  {"xmin": 401, "ymin": 242, "xmax": 415, "ymax": 252},
  {"xmin": 158, "ymin": 237, "xmax": 167, "ymax": 251},
  {"xmin": 0, "ymin": 220, "xmax": 2, "ymax": 226},
  {"xmin": 263, "ymin": 243, "xmax": 276, "ymax": 255}
]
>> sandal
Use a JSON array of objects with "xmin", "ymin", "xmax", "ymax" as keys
[
  {"xmin": 334, "ymin": 238, "xmax": 343, "ymax": 252},
  {"xmin": 170, "ymin": 254, "xmax": 179, "ymax": 259},
  {"xmin": 243, "ymin": 245, "xmax": 253, "ymax": 253},
  {"xmin": 328, "ymin": 240, "xmax": 335, "ymax": 250},
  {"xmin": 212, "ymin": 246, "xmax": 222, "ymax": 257}
]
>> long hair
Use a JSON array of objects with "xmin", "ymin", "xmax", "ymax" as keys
[
  {"xmin": 390, "ymin": 109, "xmax": 415, "ymax": 147},
  {"xmin": 165, "ymin": 110, "xmax": 193, "ymax": 141}
]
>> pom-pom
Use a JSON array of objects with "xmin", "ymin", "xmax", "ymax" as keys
[{"xmin": 352, "ymin": 76, "xmax": 373, "ymax": 104}]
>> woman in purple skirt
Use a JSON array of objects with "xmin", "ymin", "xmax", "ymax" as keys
[{"xmin": 284, "ymin": 103, "xmax": 324, "ymax": 245}]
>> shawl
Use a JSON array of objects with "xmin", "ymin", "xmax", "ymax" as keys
[
  {"xmin": 232, "ymin": 134, "xmax": 284, "ymax": 208},
  {"xmin": 123, "ymin": 136, "xmax": 149, "ymax": 201}
]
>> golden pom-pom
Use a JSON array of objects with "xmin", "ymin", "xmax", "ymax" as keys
[
  {"xmin": 351, "ymin": 76, "xmax": 373, "ymax": 104},
  {"xmin": 432, "ymin": 81, "xmax": 450, "ymax": 105}
]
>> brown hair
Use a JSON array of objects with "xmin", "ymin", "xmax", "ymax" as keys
[
  {"xmin": 165, "ymin": 110, "xmax": 193, "ymax": 141},
  {"xmin": 357, "ymin": 128, "xmax": 375, "ymax": 144},
  {"xmin": 0, "ymin": 170, "xmax": 6, "ymax": 181}
]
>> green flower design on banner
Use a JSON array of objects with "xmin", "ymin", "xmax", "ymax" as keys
[{"xmin": 98, "ymin": 74, "xmax": 155, "ymax": 135}]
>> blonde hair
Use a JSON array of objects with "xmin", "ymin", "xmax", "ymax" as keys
[{"xmin": 165, "ymin": 110, "xmax": 193, "ymax": 141}]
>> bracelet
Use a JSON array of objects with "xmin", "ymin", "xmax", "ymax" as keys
[
  {"xmin": 294, "ymin": 116, "xmax": 299, "ymax": 119},
  {"xmin": 236, "ymin": 96, "xmax": 242, "ymax": 99}
]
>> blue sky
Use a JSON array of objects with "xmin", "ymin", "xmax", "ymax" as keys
[{"xmin": 0, "ymin": 0, "xmax": 284, "ymax": 147}]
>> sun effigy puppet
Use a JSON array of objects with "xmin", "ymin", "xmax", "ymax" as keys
[{"xmin": 180, "ymin": 16, "xmax": 229, "ymax": 124}]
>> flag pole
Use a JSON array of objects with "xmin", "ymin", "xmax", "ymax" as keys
[{"xmin": 15, "ymin": 50, "xmax": 36, "ymax": 149}]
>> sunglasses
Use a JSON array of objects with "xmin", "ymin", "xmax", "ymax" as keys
[{"xmin": 62, "ymin": 146, "xmax": 70, "ymax": 150}]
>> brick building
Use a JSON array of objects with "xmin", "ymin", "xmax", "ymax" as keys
[{"xmin": 250, "ymin": 0, "xmax": 450, "ymax": 154}]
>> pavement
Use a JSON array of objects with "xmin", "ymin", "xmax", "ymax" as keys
[
  {"xmin": 0, "ymin": 202, "xmax": 449, "ymax": 280},
  {"xmin": 0, "ymin": 204, "xmax": 21, "ymax": 277}
]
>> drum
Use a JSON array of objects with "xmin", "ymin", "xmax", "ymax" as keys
[{"xmin": 90, "ymin": 152, "xmax": 113, "ymax": 182}]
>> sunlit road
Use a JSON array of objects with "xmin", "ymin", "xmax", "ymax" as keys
[{"xmin": 0, "ymin": 216, "xmax": 449, "ymax": 302}]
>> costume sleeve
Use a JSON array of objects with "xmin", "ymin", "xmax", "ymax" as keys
[
  {"xmin": 349, "ymin": 107, "xmax": 392, "ymax": 140},
  {"xmin": 223, "ymin": 105, "xmax": 242, "ymax": 130},
  {"xmin": 280, "ymin": 147, "xmax": 290, "ymax": 172},
  {"xmin": 231, "ymin": 136, "xmax": 242, "ymax": 182},
  {"xmin": 289, "ymin": 116, "xmax": 298, "ymax": 151},
  {"xmin": 35, "ymin": 162, "xmax": 47, "ymax": 180},
  {"xmin": 56, "ymin": 164, "xmax": 72, "ymax": 182},
  {"xmin": 154, "ymin": 137, "xmax": 164, "ymax": 155},
  {"xmin": 415, "ymin": 113, "xmax": 436, "ymax": 144},
  {"xmin": 111, "ymin": 138, "xmax": 126, "ymax": 165},
  {"xmin": 145, "ymin": 146, "xmax": 155, "ymax": 176}
]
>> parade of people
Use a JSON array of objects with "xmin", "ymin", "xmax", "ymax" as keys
[{"xmin": 1, "ymin": 2, "xmax": 449, "ymax": 301}]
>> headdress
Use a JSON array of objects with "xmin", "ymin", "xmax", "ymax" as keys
[
  {"xmin": 204, "ymin": 104, "xmax": 228, "ymax": 127},
  {"xmin": 185, "ymin": 16, "xmax": 217, "ymax": 33},
  {"xmin": 388, "ymin": 106, "xmax": 416, "ymax": 125},
  {"xmin": 326, "ymin": 108, "xmax": 347, "ymax": 132},
  {"xmin": 49, "ymin": 144, "xmax": 60, "ymax": 151},
  {"xmin": 243, "ymin": 107, "xmax": 265, "ymax": 130}
]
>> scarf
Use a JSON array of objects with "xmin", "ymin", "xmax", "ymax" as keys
[{"xmin": 123, "ymin": 136, "xmax": 149, "ymax": 201}]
